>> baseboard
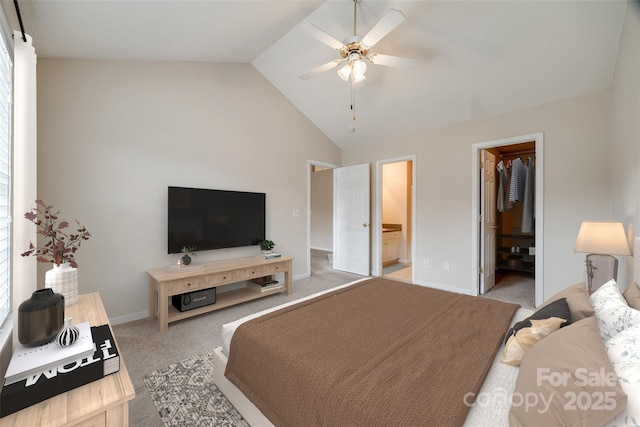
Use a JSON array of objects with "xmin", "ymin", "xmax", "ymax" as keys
[
  {"xmin": 310, "ymin": 246, "xmax": 332, "ymax": 252},
  {"xmin": 293, "ymin": 272, "xmax": 310, "ymax": 281},
  {"xmin": 109, "ymin": 310, "xmax": 149, "ymax": 326}
]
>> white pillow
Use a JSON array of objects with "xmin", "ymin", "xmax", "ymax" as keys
[
  {"xmin": 590, "ymin": 279, "xmax": 640, "ymax": 341},
  {"xmin": 604, "ymin": 323, "xmax": 640, "ymax": 427}
]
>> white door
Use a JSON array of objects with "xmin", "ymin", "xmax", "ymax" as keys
[
  {"xmin": 333, "ymin": 163, "xmax": 370, "ymax": 276},
  {"xmin": 480, "ymin": 150, "xmax": 497, "ymax": 293}
]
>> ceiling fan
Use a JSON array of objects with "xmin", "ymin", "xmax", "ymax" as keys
[{"xmin": 299, "ymin": 0, "xmax": 418, "ymax": 83}]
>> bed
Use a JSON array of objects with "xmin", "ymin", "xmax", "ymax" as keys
[{"xmin": 212, "ymin": 237, "xmax": 640, "ymax": 426}]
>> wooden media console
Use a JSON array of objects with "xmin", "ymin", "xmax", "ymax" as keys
[{"xmin": 147, "ymin": 255, "xmax": 293, "ymax": 332}]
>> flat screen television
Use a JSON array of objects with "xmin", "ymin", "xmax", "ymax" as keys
[{"xmin": 167, "ymin": 186, "xmax": 266, "ymax": 254}]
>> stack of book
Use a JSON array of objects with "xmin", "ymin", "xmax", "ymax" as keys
[
  {"xmin": 263, "ymin": 252, "xmax": 282, "ymax": 259},
  {"xmin": 249, "ymin": 280, "xmax": 283, "ymax": 293},
  {"xmin": 0, "ymin": 324, "xmax": 121, "ymax": 417}
]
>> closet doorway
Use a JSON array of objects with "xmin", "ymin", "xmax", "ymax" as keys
[{"xmin": 472, "ymin": 133, "xmax": 544, "ymax": 309}]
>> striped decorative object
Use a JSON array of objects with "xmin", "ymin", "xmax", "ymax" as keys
[{"xmin": 55, "ymin": 317, "xmax": 80, "ymax": 347}]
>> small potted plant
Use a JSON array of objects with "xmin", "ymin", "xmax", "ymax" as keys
[
  {"xmin": 181, "ymin": 246, "xmax": 197, "ymax": 265},
  {"xmin": 258, "ymin": 240, "xmax": 275, "ymax": 254}
]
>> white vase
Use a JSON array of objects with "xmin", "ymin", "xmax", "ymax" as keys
[{"xmin": 45, "ymin": 263, "xmax": 79, "ymax": 306}]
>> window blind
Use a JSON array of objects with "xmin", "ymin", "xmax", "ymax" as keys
[{"xmin": 0, "ymin": 34, "xmax": 12, "ymax": 325}]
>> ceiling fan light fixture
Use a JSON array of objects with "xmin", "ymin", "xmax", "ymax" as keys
[
  {"xmin": 338, "ymin": 63, "xmax": 352, "ymax": 81},
  {"xmin": 338, "ymin": 57, "xmax": 367, "ymax": 82},
  {"xmin": 352, "ymin": 59, "xmax": 367, "ymax": 77}
]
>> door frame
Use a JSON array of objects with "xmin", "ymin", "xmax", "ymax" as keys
[
  {"xmin": 306, "ymin": 159, "xmax": 338, "ymax": 277},
  {"xmin": 375, "ymin": 155, "xmax": 416, "ymax": 279},
  {"xmin": 471, "ymin": 133, "xmax": 544, "ymax": 307}
]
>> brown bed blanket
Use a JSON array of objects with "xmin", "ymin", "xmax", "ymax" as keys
[{"xmin": 225, "ymin": 277, "xmax": 519, "ymax": 426}]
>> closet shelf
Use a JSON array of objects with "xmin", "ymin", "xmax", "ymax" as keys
[
  {"xmin": 497, "ymin": 247, "xmax": 534, "ymax": 255},
  {"xmin": 496, "ymin": 261, "xmax": 535, "ymax": 274},
  {"xmin": 496, "ymin": 234, "xmax": 535, "ymax": 276},
  {"xmin": 497, "ymin": 234, "xmax": 534, "ymax": 239}
]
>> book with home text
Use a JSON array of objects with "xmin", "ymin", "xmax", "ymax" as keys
[
  {"xmin": 4, "ymin": 321, "xmax": 94, "ymax": 385},
  {"xmin": 0, "ymin": 324, "xmax": 120, "ymax": 417}
]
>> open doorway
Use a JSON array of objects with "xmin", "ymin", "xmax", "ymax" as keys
[
  {"xmin": 472, "ymin": 133, "xmax": 544, "ymax": 309},
  {"xmin": 485, "ymin": 142, "xmax": 536, "ymax": 308},
  {"xmin": 308, "ymin": 161, "xmax": 337, "ymax": 276},
  {"xmin": 377, "ymin": 156, "xmax": 415, "ymax": 282}
]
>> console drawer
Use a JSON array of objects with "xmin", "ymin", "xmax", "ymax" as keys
[
  {"xmin": 169, "ymin": 277, "xmax": 202, "ymax": 294},
  {"xmin": 237, "ymin": 266, "xmax": 267, "ymax": 279},
  {"xmin": 203, "ymin": 271, "xmax": 236, "ymax": 286},
  {"xmin": 264, "ymin": 261, "xmax": 287, "ymax": 275}
]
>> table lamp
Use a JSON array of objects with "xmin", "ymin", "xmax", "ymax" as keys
[{"xmin": 573, "ymin": 221, "xmax": 631, "ymax": 291}]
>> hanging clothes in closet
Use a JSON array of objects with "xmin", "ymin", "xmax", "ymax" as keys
[
  {"xmin": 496, "ymin": 160, "xmax": 513, "ymax": 212},
  {"xmin": 496, "ymin": 155, "xmax": 535, "ymax": 231},
  {"xmin": 508, "ymin": 157, "xmax": 527, "ymax": 203},
  {"xmin": 521, "ymin": 156, "xmax": 535, "ymax": 233}
]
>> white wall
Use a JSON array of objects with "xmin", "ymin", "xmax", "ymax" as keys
[
  {"xmin": 343, "ymin": 89, "xmax": 613, "ymax": 301},
  {"xmin": 611, "ymin": 2, "xmax": 640, "ymax": 288},
  {"xmin": 36, "ymin": 59, "xmax": 341, "ymax": 322}
]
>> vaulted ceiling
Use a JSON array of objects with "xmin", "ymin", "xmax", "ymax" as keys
[{"xmin": 1, "ymin": 0, "xmax": 629, "ymax": 149}]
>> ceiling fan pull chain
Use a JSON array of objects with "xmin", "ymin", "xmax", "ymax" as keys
[{"xmin": 351, "ymin": 78, "xmax": 356, "ymax": 121}]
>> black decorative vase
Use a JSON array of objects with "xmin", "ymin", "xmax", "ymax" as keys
[
  {"xmin": 18, "ymin": 288, "xmax": 65, "ymax": 347},
  {"xmin": 181, "ymin": 255, "xmax": 191, "ymax": 265}
]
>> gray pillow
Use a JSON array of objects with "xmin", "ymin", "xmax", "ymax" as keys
[
  {"xmin": 539, "ymin": 282, "xmax": 594, "ymax": 321},
  {"xmin": 510, "ymin": 317, "xmax": 627, "ymax": 426},
  {"xmin": 623, "ymin": 282, "xmax": 640, "ymax": 310}
]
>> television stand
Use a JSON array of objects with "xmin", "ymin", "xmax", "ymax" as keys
[{"xmin": 147, "ymin": 255, "xmax": 293, "ymax": 332}]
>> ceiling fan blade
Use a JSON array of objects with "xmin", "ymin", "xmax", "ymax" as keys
[
  {"xmin": 368, "ymin": 53, "xmax": 417, "ymax": 69},
  {"xmin": 300, "ymin": 22, "xmax": 345, "ymax": 50},
  {"xmin": 299, "ymin": 60, "xmax": 343, "ymax": 80},
  {"xmin": 361, "ymin": 9, "xmax": 406, "ymax": 48}
]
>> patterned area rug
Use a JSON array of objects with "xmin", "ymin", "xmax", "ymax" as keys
[{"xmin": 144, "ymin": 351, "xmax": 249, "ymax": 427}]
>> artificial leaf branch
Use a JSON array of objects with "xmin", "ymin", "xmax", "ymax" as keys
[{"xmin": 21, "ymin": 199, "xmax": 91, "ymax": 268}]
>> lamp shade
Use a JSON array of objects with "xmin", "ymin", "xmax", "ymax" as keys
[{"xmin": 573, "ymin": 221, "xmax": 631, "ymax": 256}]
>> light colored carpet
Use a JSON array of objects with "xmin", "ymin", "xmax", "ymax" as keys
[{"xmin": 483, "ymin": 272, "xmax": 535, "ymax": 310}]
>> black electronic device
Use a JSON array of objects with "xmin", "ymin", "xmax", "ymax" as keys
[
  {"xmin": 171, "ymin": 288, "xmax": 217, "ymax": 312},
  {"xmin": 167, "ymin": 186, "xmax": 265, "ymax": 254}
]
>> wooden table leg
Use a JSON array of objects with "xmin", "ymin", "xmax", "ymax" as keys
[
  {"xmin": 284, "ymin": 260, "xmax": 292, "ymax": 295},
  {"xmin": 158, "ymin": 282, "xmax": 168, "ymax": 333},
  {"xmin": 148, "ymin": 277, "xmax": 157, "ymax": 320}
]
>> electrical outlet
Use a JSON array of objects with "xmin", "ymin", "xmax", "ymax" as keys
[
  {"xmin": 423, "ymin": 259, "xmax": 429, "ymax": 268},
  {"xmin": 292, "ymin": 209, "xmax": 300, "ymax": 217},
  {"xmin": 443, "ymin": 261, "xmax": 450, "ymax": 271}
]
